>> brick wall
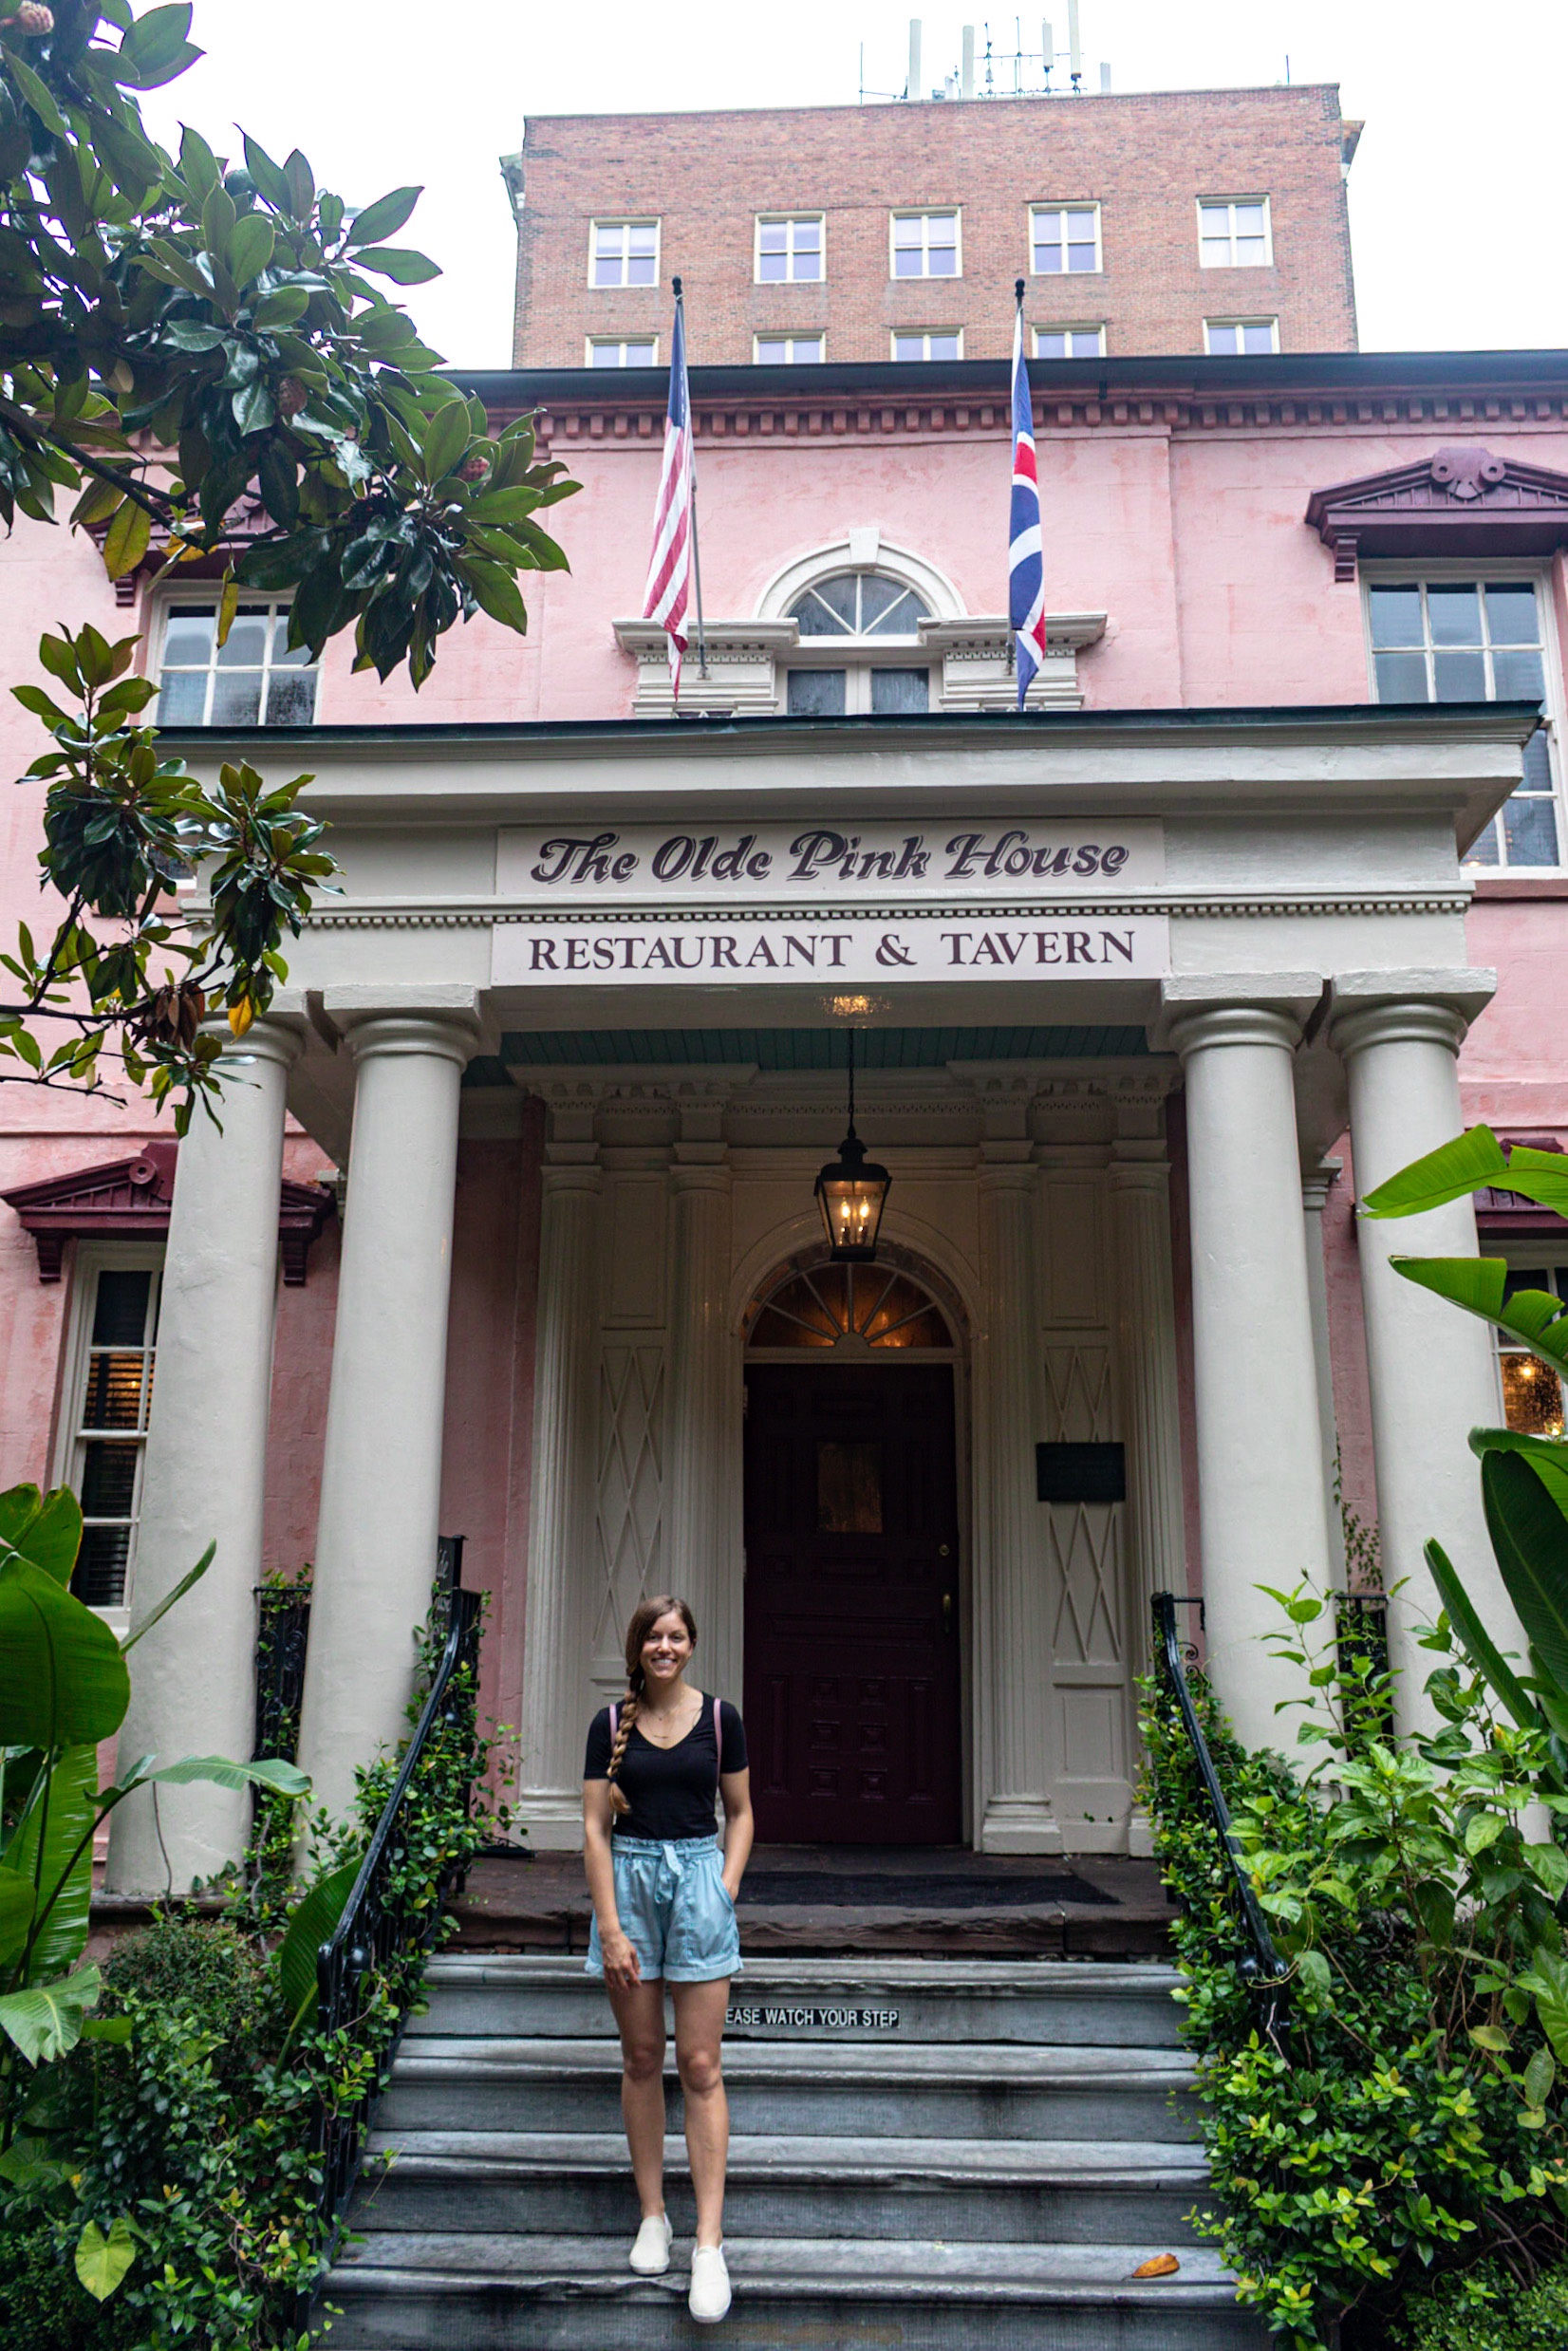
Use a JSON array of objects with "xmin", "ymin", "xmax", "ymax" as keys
[{"xmin": 513, "ymin": 84, "xmax": 1358, "ymax": 368}]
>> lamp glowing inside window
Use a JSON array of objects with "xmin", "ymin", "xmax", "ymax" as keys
[{"xmin": 1497, "ymin": 1267, "xmax": 1567, "ymax": 1436}]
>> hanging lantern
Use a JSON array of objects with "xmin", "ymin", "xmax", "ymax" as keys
[{"xmin": 814, "ymin": 1031, "xmax": 890, "ymax": 1261}]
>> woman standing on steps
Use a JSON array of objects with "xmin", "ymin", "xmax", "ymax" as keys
[{"xmin": 583, "ymin": 1593, "xmax": 753, "ymax": 2326}]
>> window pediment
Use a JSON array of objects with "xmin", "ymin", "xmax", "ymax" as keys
[
  {"xmin": 3, "ymin": 1144, "xmax": 334, "ymax": 1282},
  {"xmin": 1307, "ymin": 445, "xmax": 1568, "ymax": 582}
]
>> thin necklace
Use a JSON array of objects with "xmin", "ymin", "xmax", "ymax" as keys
[{"xmin": 639, "ymin": 1687, "xmax": 701, "ymax": 1746}]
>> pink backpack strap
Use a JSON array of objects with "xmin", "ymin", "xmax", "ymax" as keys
[
  {"xmin": 609, "ymin": 1701, "xmax": 618, "ymax": 1744},
  {"xmin": 714, "ymin": 1694, "xmax": 722, "ymax": 1762}
]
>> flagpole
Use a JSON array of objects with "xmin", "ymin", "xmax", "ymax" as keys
[{"xmin": 673, "ymin": 275, "xmax": 709, "ymax": 681}]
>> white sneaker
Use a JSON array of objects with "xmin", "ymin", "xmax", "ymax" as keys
[
  {"xmin": 629, "ymin": 2213, "xmax": 672, "ymax": 2275},
  {"xmin": 689, "ymin": 2243, "xmax": 731, "ymax": 2323}
]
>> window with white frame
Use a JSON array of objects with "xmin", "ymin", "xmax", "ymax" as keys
[
  {"xmin": 1034, "ymin": 324, "xmax": 1105, "ymax": 359},
  {"xmin": 590, "ymin": 218, "xmax": 659, "ymax": 288},
  {"xmin": 892, "ymin": 329, "xmax": 961, "ymax": 362},
  {"xmin": 783, "ymin": 568, "xmax": 933, "ymax": 716},
  {"xmin": 588, "ymin": 337, "xmax": 658, "ymax": 367},
  {"xmin": 155, "ymin": 598, "xmax": 319, "ymax": 726},
  {"xmin": 756, "ymin": 215, "xmax": 823, "ymax": 283},
  {"xmin": 1494, "ymin": 1263, "xmax": 1567, "ymax": 1437},
  {"xmin": 67, "ymin": 1259, "xmax": 161, "ymax": 1612},
  {"xmin": 890, "ymin": 210, "xmax": 960, "ymax": 278},
  {"xmin": 1366, "ymin": 576, "xmax": 1562, "ymax": 868},
  {"xmin": 756, "ymin": 333, "xmax": 824, "ymax": 364},
  {"xmin": 1199, "ymin": 197, "xmax": 1272, "ymax": 268},
  {"xmin": 1204, "ymin": 317, "xmax": 1278, "ymax": 355},
  {"xmin": 1030, "ymin": 204, "xmax": 1100, "ymax": 275}
]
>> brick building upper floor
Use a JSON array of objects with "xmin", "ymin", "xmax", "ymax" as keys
[{"xmin": 506, "ymin": 84, "xmax": 1360, "ymax": 372}]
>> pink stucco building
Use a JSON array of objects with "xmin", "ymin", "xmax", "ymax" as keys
[{"xmin": 3, "ymin": 278, "xmax": 1564, "ymax": 1879}]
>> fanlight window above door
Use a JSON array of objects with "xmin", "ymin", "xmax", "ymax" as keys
[
  {"xmin": 788, "ymin": 570, "xmax": 931, "ymax": 638},
  {"xmin": 748, "ymin": 1263, "xmax": 953, "ymax": 1351}
]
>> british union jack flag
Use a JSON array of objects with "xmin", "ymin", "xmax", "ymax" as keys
[{"xmin": 1009, "ymin": 306, "xmax": 1048, "ymax": 708}]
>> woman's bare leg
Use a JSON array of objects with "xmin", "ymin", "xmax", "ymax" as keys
[
  {"xmin": 608, "ymin": 1977, "xmax": 668, "ymax": 2218},
  {"xmin": 672, "ymin": 1977, "xmax": 731, "ymax": 2248}
]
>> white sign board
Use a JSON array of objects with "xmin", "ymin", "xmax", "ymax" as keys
[
  {"xmin": 493, "ymin": 914, "xmax": 1169, "ymax": 988},
  {"xmin": 496, "ymin": 817, "xmax": 1163, "ymax": 908}
]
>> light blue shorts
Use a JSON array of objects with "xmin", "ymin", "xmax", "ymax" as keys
[{"xmin": 586, "ymin": 1835, "xmax": 743, "ymax": 1985}]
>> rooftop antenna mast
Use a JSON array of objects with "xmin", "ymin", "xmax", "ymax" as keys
[
  {"xmin": 1068, "ymin": 0, "xmax": 1082, "ymax": 88},
  {"xmin": 907, "ymin": 16, "xmax": 922, "ymax": 99}
]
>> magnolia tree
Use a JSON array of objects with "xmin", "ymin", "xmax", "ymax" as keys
[{"xmin": 0, "ymin": 0, "xmax": 577, "ymax": 1127}]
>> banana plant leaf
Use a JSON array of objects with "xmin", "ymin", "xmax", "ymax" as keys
[
  {"xmin": 0, "ymin": 1964, "xmax": 101, "ymax": 2064},
  {"xmin": 1391, "ymin": 1258, "xmax": 1568, "ymax": 1382},
  {"xmin": 0, "ymin": 1873, "xmax": 33, "ymax": 1974},
  {"xmin": 0, "ymin": 1743, "xmax": 97, "ymax": 1987},
  {"xmin": 1482, "ymin": 1449, "xmax": 1568, "ymax": 1694},
  {"xmin": 276, "ymin": 1858, "xmax": 361, "ymax": 2031},
  {"xmin": 1424, "ymin": 1537, "xmax": 1548, "ymax": 1738},
  {"xmin": 0, "ymin": 1486, "xmax": 84, "ymax": 1586},
  {"xmin": 1470, "ymin": 1427, "xmax": 1568, "ymax": 1522},
  {"xmin": 0, "ymin": 1559, "xmax": 129, "ymax": 1749},
  {"xmin": 1361, "ymin": 1125, "xmax": 1568, "ymax": 1221},
  {"xmin": 120, "ymin": 1542, "xmax": 214, "ymax": 1653},
  {"xmin": 101, "ymin": 1754, "xmax": 309, "ymax": 1804}
]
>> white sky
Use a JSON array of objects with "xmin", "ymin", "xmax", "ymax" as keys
[{"xmin": 144, "ymin": 0, "xmax": 1566, "ymax": 369}]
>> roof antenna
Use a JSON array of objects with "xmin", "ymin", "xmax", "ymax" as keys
[
  {"xmin": 1068, "ymin": 0, "xmax": 1082, "ymax": 89},
  {"xmin": 1041, "ymin": 17, "xmax": 1053, "ymax": 88},
  {"xmin": 907, "ymin": 16, "xmax": 922, "ymax": 99}
]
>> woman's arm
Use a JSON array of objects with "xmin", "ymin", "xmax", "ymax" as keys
[
  {"xmin": 583, "ymin": 1778, "xmax": 642, "ymax": 1988},
  {"xmin": 719, "ymin": 1767, "xmax": 754, "ymax": 1902}
]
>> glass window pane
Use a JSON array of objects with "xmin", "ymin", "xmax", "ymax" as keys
[
  {"xmin": 1201, "ymin": 236, "xmax": 1230, "ymax": 264},
  {"xmin": 73, "ymin": 1522, "xmax": 131, "ymax": 1609},
  {"xmin": 1035, "ymin": 243, "xmax": 1063, "ymax": 272},
  {"xmin": 787, "ymin": 668, "xmax": 848, "ymax": 717},
  {"xmin": 1237, "ymin": 236, "xmax": 1267, "ymax": 265},
  {"xmin": 594, "ymin": 225, "xmax": 621, "ymax": 254},
  {"xmin": 1206, "ymin": 325, "xmax": 1238, "ymax": 354},
  {"xmin": 758, "ymin": 254, "xmax": 786, "ymax": 281},
  {"xmin": 592, "ymin": 258, "xmax": 622, "ymax": 286},
  {"xmin": 1066, "ymin": 210, "xmax": 1096, "ymax": 240},
  {"xmin": 927, "ymin": 249, "xmax": 957, "ymax": 276},
  {"xmin": 266, "ymin": 670, "xmax": 319, "ymax": 725},
  {"xmin": 1522, "ymin": 731, "xmax": 1555, "ymax": 793},
  {"xmin": 793, "ymin": 252, "xmax": 820, "ymax": 280},
  {"xmin": 1067, "ymin": 244, "xmax": 1096, "ymax": 271},
  {"xmin": 802, "ymin": 573, "xmax": 858, "ymax": 630},
  {"xmin": 858, "ymin": 575, "xmax": 904, "ymax": 629},
  {"xmin": 92, "ymin": 1268, "xmax": 151, "ymax": 1347},
  {"xmin": 160, "ymin": 608, "xmax": 215, "ymax": 665},
  {"xmin": 1241, "ymin": 323, "xmax": 1274, "ymax": 353},
  {"xmin": 892, "ymin": 252, "xmax": 923, "ymax": 279},
  {"xmin": 1465, "ymin": 817, "xmax": 1502, "ymax": 867},
  {"xmin": 893, "ymin": 216, "xmax": 922, "ymax": 245},
  {"xmin": 628, "ymin": 343, "xmax": 655, "ymax": 364},
  {"xmin": 84, "ymin": 1353, "xmax": 146, "ymax": 1430},
  {"xmin": 210, "ymin": 670, "xmax": 264, "ymax": 725},
  {"xmin": 271, "ymin": 617, "xmax": 311, "ymax": 666},
  {"xmin": 1374, "ymin": 650, "xmax": 1430, "ymax": 701},
  {"xmin": 1199, "ymin": 206, "xmax": 1227, "ymax": 233},
  {"xmin": 1070, "ymin": 330, "xmax": 1101, "ymax": 356},
  {"xmin": 216, "ymin": 611, "xmax": 269, "ymax": 667},
  {"xmin": 794, "ymin": 220, "xmax": 820, "ymax": 251},
  {"xmin": 1493, "ymin": 646, "xmax": 1545, "ymax": 700},
  {"xmin": 927, "ymin": 332, "xmax": 961, "ymax": 359},
  {"xmin": 1501, "ymin": 1351, "xmax": 1566, "ymax": 1435},
  {"xmin": 756, "ymin": 338, "xmax": 786, "ymax": 362},
  {"xmin": 1503, "ymin": 792, "xmax": 1560, "ymax": 866},
  {"xmin": 81, "ymin": 1439, "xmax": 140, "ymax": 1518},
  {"xmin": 590, "ymin": 343, "xmax": 620, "ymax": 365},
  {"xmin": 156, "ymin": 668, "xmax": 207, "ymax": 723},
  {"xmin": 1036, "ymin": 332, "xmax": 1067, "ymax": 358},
  {"xmin": 628, "ymin": 225, "xmax": 657, "ymax": 253},
  {"xmin": 871, "ymin": 667, "xmax": 930, "ymax": 713},
  {"xmin": 759, "ymin": 224, "xmax": 786, "ymax": 252},
  {"xmin": 1432, "ymin": 648, "xmax": 1486, "ymax": 700},
  {"xmin": 1368, "ymin": 586, "xmax": 1424, "ymax": 647},
  {"xmin": 626, "ymin": 255, "xmax": 656, "ymax": 285},
  {"xmin": 1428, "ymin": 584, "xmax": 1482, "ymax": 645},
  {"xmin": 1484, "ymin": 583, "xmax": 1540, "ymax": 643}
]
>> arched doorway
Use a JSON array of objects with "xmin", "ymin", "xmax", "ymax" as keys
[{"xmin": 741, "ymin": 1255, "xmax": 964, "ymax": 1844}]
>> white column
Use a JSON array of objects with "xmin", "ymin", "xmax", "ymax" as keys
[
  {"xmin": 1329, "ymin": 971, "xmax": 1525, "ymax": 1723},
  {"xmin": 979, "ymin": 1150, "xmax": 1061, "ymax": 1854},
  {"xmin": 515, "ymin": 1155, "xmax": 603, "ymax": 1846},
  {"xmin": 665, "ymin": 1153, "xmax": 738, "ymax": 1702},
  {"xmin": 1158, "ymin": 980, "xmax": 1335, "ymax": 1752},
  {"xmin": 1300, "ymin": 1159, "xmax": 1349, "ymax": 1584},
  {"xmin": 106, "ymin": 1017, "xmax": 300, "ymax": 1894},
  {"xmin": 295, "ymin": 1003, "xmax": 477, "ymax": 1823},
  {"xmin": 1109, "ymin": 1144, "xmax": 1186, "ymax": 1671}
]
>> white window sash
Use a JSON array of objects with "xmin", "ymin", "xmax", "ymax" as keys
[
  {"xmin": 152, "ymin": 592, "xmax": 319, "ymax": 728},
  {"xmin": 1028, "ymin": 203, "xmax": 1102, "ymax": 275},
  {"xmin": 53, "ymin": 1243, "xmax": 166, "ymax": 1634}
]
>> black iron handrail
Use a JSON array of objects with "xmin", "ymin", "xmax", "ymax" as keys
[
  {"xmin": 1151, "ymin": 1591, "xmax": 1290, "ymax": 2036},
  {"xmin": 308, "ymin": 1537, "xmax": 482, "ymax": 2267}
]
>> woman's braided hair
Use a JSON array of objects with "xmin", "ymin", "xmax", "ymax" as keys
[{"xmin": 606, "ymin": 1594, "xmax": 700, "ymax": 1817}]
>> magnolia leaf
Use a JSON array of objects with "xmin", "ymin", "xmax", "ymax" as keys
[
  {"xmin": 0, "ymin": 1558, "xmax": 129, "ymax": 1748},
  {"xmin": 1360, "ymin": 1125, "xmax": 1510, "ymax": 1219},
  {"xmin": 0, "ymin": 1870, "xmax": 33, "ymax": 1970},
  {"xmin": 75, "ymin": 2214, "xmax": 135, "ymax": 2303},
  {"xmin": 1130, "ymin": 2254, "xmax": 1181, "ymax": 2278},
  {"xmin": 228, "ymin": 996, "xmax": 254, "ymax": 1037},
  {"xmin": 354, "ymin": 245, "xmax": 440, "ymax": 285},
  {"xmin": 1483, "ymin": 1450, "xmax": 1568, "ymax": 1691},
  {"xmin": 0, "ymin": 1965, "xmax": 101, "ymax": 2063},
  {"xmin": 346, "ymin": 185, "xmax": 422, "ymax": 247},
  {"xmin": 102, "ymin": 498, "xmax": 153, "ymax": 582}
]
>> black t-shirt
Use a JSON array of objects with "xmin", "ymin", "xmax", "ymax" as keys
[{"xmin": 584, "ymin": 1694, "xmax": 747, "ymax": 1842}]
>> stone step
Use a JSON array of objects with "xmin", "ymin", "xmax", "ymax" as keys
[
  {"xmin": 324, "ymin": 2232, "xmax": 1265, "ymax": 2350},
  {"xmin": 420, "ymin": 1955, "xmax": 1186, "ymax": 2048},
  {"xmin": 382, "ymin": 2034, "xmax": 1197, "ymax": 2142},
  {"xmin": 357, "ymin": 2130, "xmax": 1212, "ymax": 2247}
]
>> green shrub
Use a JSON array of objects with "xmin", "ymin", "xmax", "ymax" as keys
[
  {"xmin": 0, "ymin": 2215, "xmax": 140, "ymax": 2351},
  {"xmin": 1394, "ymin": 2257, "xmax": 1568, "ymax": 2349},
  {"xmin": 103, "ymin": 1914, "xmax": 277, "ymax": 2052},
  {"xmin": 1142, "ymin": 1620, "xmax": 1568, "ymax": 2350}
]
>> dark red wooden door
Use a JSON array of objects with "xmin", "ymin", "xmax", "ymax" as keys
[{"xmin": 743, "ymin": 1363, "xmax": 961, "ymax": 1843}]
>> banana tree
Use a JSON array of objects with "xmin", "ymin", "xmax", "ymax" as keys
[{"xmin": 0, "ymin": 1481, "xmax": 307, "ymax": 2297}]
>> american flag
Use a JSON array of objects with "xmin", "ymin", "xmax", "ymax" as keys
[
  {"xmin": 643, "ymin": 291, "xmax": 694, "ymax": 700},
  {"xmin": 1009, "ymin": 305, "xmax": 1048, "ymax": 708}
]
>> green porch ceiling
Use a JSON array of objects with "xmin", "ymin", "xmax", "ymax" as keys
[{"xmin": 464, "ymin": 1026, "xmax": 1151, "ymax": 1084}]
